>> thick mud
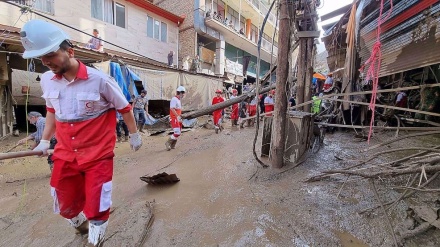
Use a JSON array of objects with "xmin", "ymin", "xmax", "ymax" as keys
[{"xmin": 0, "ymin": 120, "xmax": 439, "ymax": 246}]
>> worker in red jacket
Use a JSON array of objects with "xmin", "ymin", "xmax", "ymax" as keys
[
  {"xmin": 230, "ymin": 89, "xmax": 239, "ymax": 126},
  {"xmin": 20, "ymin": 20, "xmax": 142, "ymax": 247},
  {"xmin": 212, "ymin": 89, "xmax": 225, "ymax": 134},
  {"xmin": 264, "ymin": 90, "xmax": 275, "ymax": 116}
]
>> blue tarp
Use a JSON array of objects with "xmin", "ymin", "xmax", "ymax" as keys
[
  {"xmin": 109, "ymin": 62, "xmax": 131, "ymax": 101},
  {"xmin": 123, "ymin": 67, "xmax": 143, "ymax": 97}
]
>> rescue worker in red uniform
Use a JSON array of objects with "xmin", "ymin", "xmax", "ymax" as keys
[
  {"xmin": 230, "ymin": 89, "xmax": 239, "ymax": 126},
  {"xmin": 212, "ymin": 89, "xmax": 225, "ymax": 134},
  {"xmin": 247, "ymin": 96, "xmax": 257, "ymax": 127},
  {"xmin": 20, "ymin": 20, "xmax": 142, "ymax": 247},
  {"xmin": 264, "ymin": 90, "xmax": 275, "ymax": 116},
  {"xmin": 166, "ymin": 86, "xmax": 186, "ymax": 150}
]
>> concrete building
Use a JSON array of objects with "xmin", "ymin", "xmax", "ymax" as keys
[
  {"xmin": 0, "ymin": 0, "xmax": 184, "ymax": 137},
  {"xmin": 153, "ymin": 0, "xmax": 279, "ymax": 84},
  {"xmin": 0, "ymin": 0, "xmax": 184, "ymax": 64}
]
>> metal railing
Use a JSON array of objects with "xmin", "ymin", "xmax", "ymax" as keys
[{"xmin": 9, "ymin": 0, "xmax": 54, "ymax": 14}]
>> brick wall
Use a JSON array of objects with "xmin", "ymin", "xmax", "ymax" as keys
[{"xmin": 153, "ymin": 0, "xmax": 197, "ymax": 65}]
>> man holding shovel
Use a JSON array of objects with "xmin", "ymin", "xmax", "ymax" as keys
[
  {"xmin": 20, "ymin": 19, "xmax": 142, "ymax": 246},
  {"xmin": 17, "ymin": 111, "xmax": 45, "ymax": 149}
]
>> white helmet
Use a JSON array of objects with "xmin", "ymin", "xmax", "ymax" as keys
[
  {"xmin": 177, "ymin": 86, "xmax": 186, "ymax": 92},
  {"xmin": 20, "ymin": 19, "xmax": 70, "ymax": 59}
]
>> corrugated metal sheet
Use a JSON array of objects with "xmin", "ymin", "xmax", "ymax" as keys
[{"xmin": 359, "ymin": 0, "xmax": 440, "ymax": 77}]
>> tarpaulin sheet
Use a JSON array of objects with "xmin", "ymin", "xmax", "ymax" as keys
[
  {"xmin": 127, "ymin": 65, "xmax": 224, "ymax": 111},
  {"xmin": 110, "ymin": 62, "xmax": 131, "ymax": 101}
]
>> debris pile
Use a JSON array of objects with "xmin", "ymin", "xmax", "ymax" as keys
[
  {"xmin": 140, "ymin": 172, "xmax": 180, "ymax": 185},
  {"xmin": 307, "ymin": 130, "xmax": 440, "ymax": 246}
]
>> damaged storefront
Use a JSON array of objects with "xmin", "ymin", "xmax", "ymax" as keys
[{"xmin": 321, "ymin": 0, "xmax": 440, "ymax": 126}]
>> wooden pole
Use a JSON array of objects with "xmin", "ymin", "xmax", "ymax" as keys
[
  {"xmin": 296, "ymin": 39, "xmax": 306, "ymax": 111},
  {"xmin": 181, "ymin": 83, "xmax": 278, "ymax": 120},
  {"xmin": 0, "ymin": 150, "xmax": 43, "ymax": 161},
  {"xmin": 304, "ymin": 38, "xmax": 314, "ymax": 113},
  {"xmin": 270, "ymin": 0, "xmax": 290, "ymax": 168}
]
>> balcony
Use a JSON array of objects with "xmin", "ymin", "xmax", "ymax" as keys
[
  {"xmin": 205, "ymin": 16, "xmax": 277, "ymax": 63},
  {"xmin": 222, "ymin": 0, "xmax": 278, "ymax": 36}
]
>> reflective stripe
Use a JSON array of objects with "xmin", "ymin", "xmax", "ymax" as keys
[
  {"xmin": 55, "ymin": 108, "xmax": 111, "ymax": 123},
  {"xmin": 50, "ymin": 187, "xmax": 60, "ymax": 214},
  {"xmin": 99, "ymin": 181, "xmax": 112, "ymax": 212}
]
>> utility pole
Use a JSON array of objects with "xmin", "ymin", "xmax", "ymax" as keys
[{"xmin": 270, "ymin": 0, "xmax": 291, "ymax": 168}]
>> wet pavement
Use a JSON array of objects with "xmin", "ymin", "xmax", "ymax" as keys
[{"xmin": 0, "ymin": 122, "xmax": 439, "ymax": 246}]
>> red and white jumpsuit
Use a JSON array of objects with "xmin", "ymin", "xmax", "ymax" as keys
[
  {"xmin": 170, "ymin": 95, "xmax": 182, "ymax": 140},
  {"xmin": 212, "ymin": 96, "xmax": 225, "ymax": 126},
  {"xmin": 230, "ymin": 95, "xmax": 239, "ymax": 122},
  {"xmin": 41, "ymin": 61, "xmax": 131, "ymax": 222}
]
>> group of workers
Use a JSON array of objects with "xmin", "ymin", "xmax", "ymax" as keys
[{"xmin": 211, "ymin": 88, "xmax": 276, "ymax": 133}]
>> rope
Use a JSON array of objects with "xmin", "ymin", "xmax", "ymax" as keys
[{"xmin": 360, "ymin": 0, "xmax": 393, "ymax": 143}]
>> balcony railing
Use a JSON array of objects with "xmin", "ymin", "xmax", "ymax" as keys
[
  {"xmin": 9, "ymin": 0, "xmax": 54, "ymax": 14},
  {"xmin": 246, "ymin": 0, "xmax": 278, "ymax": 26},
  {"xmin": 205, "ymin": 13, "xmax": 278, "ymax": 56}
]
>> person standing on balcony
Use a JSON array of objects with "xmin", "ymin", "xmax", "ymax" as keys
[
  {"xmin": 167, "ymin": 51, "xmax": 174, "ymax": 67},
  {"xmin": 20, "ymin": 20, "xmax": 142, "ymax": 247}
]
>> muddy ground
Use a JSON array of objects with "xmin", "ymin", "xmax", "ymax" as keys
[{"xmin": 0, "ymin": 118, "xmax": 439, "ymax": 247}]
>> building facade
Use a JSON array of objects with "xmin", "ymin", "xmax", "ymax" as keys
[
  {"xmin": 0, "ymin": 0, "xmax": 183, "ymax": 65},
  {"xmin": 153, "ymin": 0, "xmax": 279, "ymax": 82}
]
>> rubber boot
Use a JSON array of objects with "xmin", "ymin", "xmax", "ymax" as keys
[
  {"xmin": 170, "ymin": 139, "xmax": 177, "ymax": 149},
  {"xmin": 66, "ymin": 212, "xmax": 88, "ymax": 235},
  {"xmin": 165, "ymin": 137, "xmax": 173, "ymax": 151},
  {"xmin": 87, "ymin": 221, "xmax": 108, "ymax": 247}
]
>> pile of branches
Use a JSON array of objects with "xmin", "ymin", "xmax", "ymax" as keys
[{"xmin": 306, "ymin": 130, "xmax": 440, "ymax": 246}]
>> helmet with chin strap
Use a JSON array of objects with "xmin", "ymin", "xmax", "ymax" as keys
[{"xmin": 20, "ymin": 19, "xmax": 70, "ymax": 59}]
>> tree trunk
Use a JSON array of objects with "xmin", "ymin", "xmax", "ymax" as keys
[{"xmin": 181, "ymin": 84, "xmax": 277, "ymax": 120}]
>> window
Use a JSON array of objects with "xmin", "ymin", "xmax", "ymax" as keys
[
  {"xmin": 114, "ymin": 3, "xmax": 125, "ymax": 28},
  {"xmin": 147, "ymin": 16, "xmax": 154, "ymax": 38},
  {"xmin": 146, "ymin": 16, "xmax": 168, "ymax": 43},
  {"xmin": 251, "ymin": 24, "xmax": 258, "ymax": 43},
  {"xmin": 154, "ymin": 20, "xmax": 160, "ymax": 39},
  {"xmin": 11, "ymin": 0, "xmax": 54, "ymax": 14},
  {"xmin": 160, "ymin": 22, "xmax": 167, "ymax": 42},
  {"xmin": 91, "ymin": 0, "xmax": 125, "ymax": 28}
]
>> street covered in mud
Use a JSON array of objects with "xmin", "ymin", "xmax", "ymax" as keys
[
  {"xmin": 1, "ymin": 121, "xmax": 440, "ymax": 246},
  {"xmin": 1, "ymin": 0, "xmax": 440, "ymax": 246}
]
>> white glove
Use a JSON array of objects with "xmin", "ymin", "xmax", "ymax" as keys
[
  {"xmin": 129, "ymin": 132, "xmax": 142, "ymax": 151},
  {"xmin": 33, "ymin": 139, "xmax": 50, "ymax": 156},
  {"xmin": 177, "ymin": 116, "xmax": 182, "ymax": 122}
]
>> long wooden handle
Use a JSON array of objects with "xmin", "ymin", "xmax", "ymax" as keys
[{"xmin": 0, "ymin": 150, "xmax": 43, "ymax": 160}]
